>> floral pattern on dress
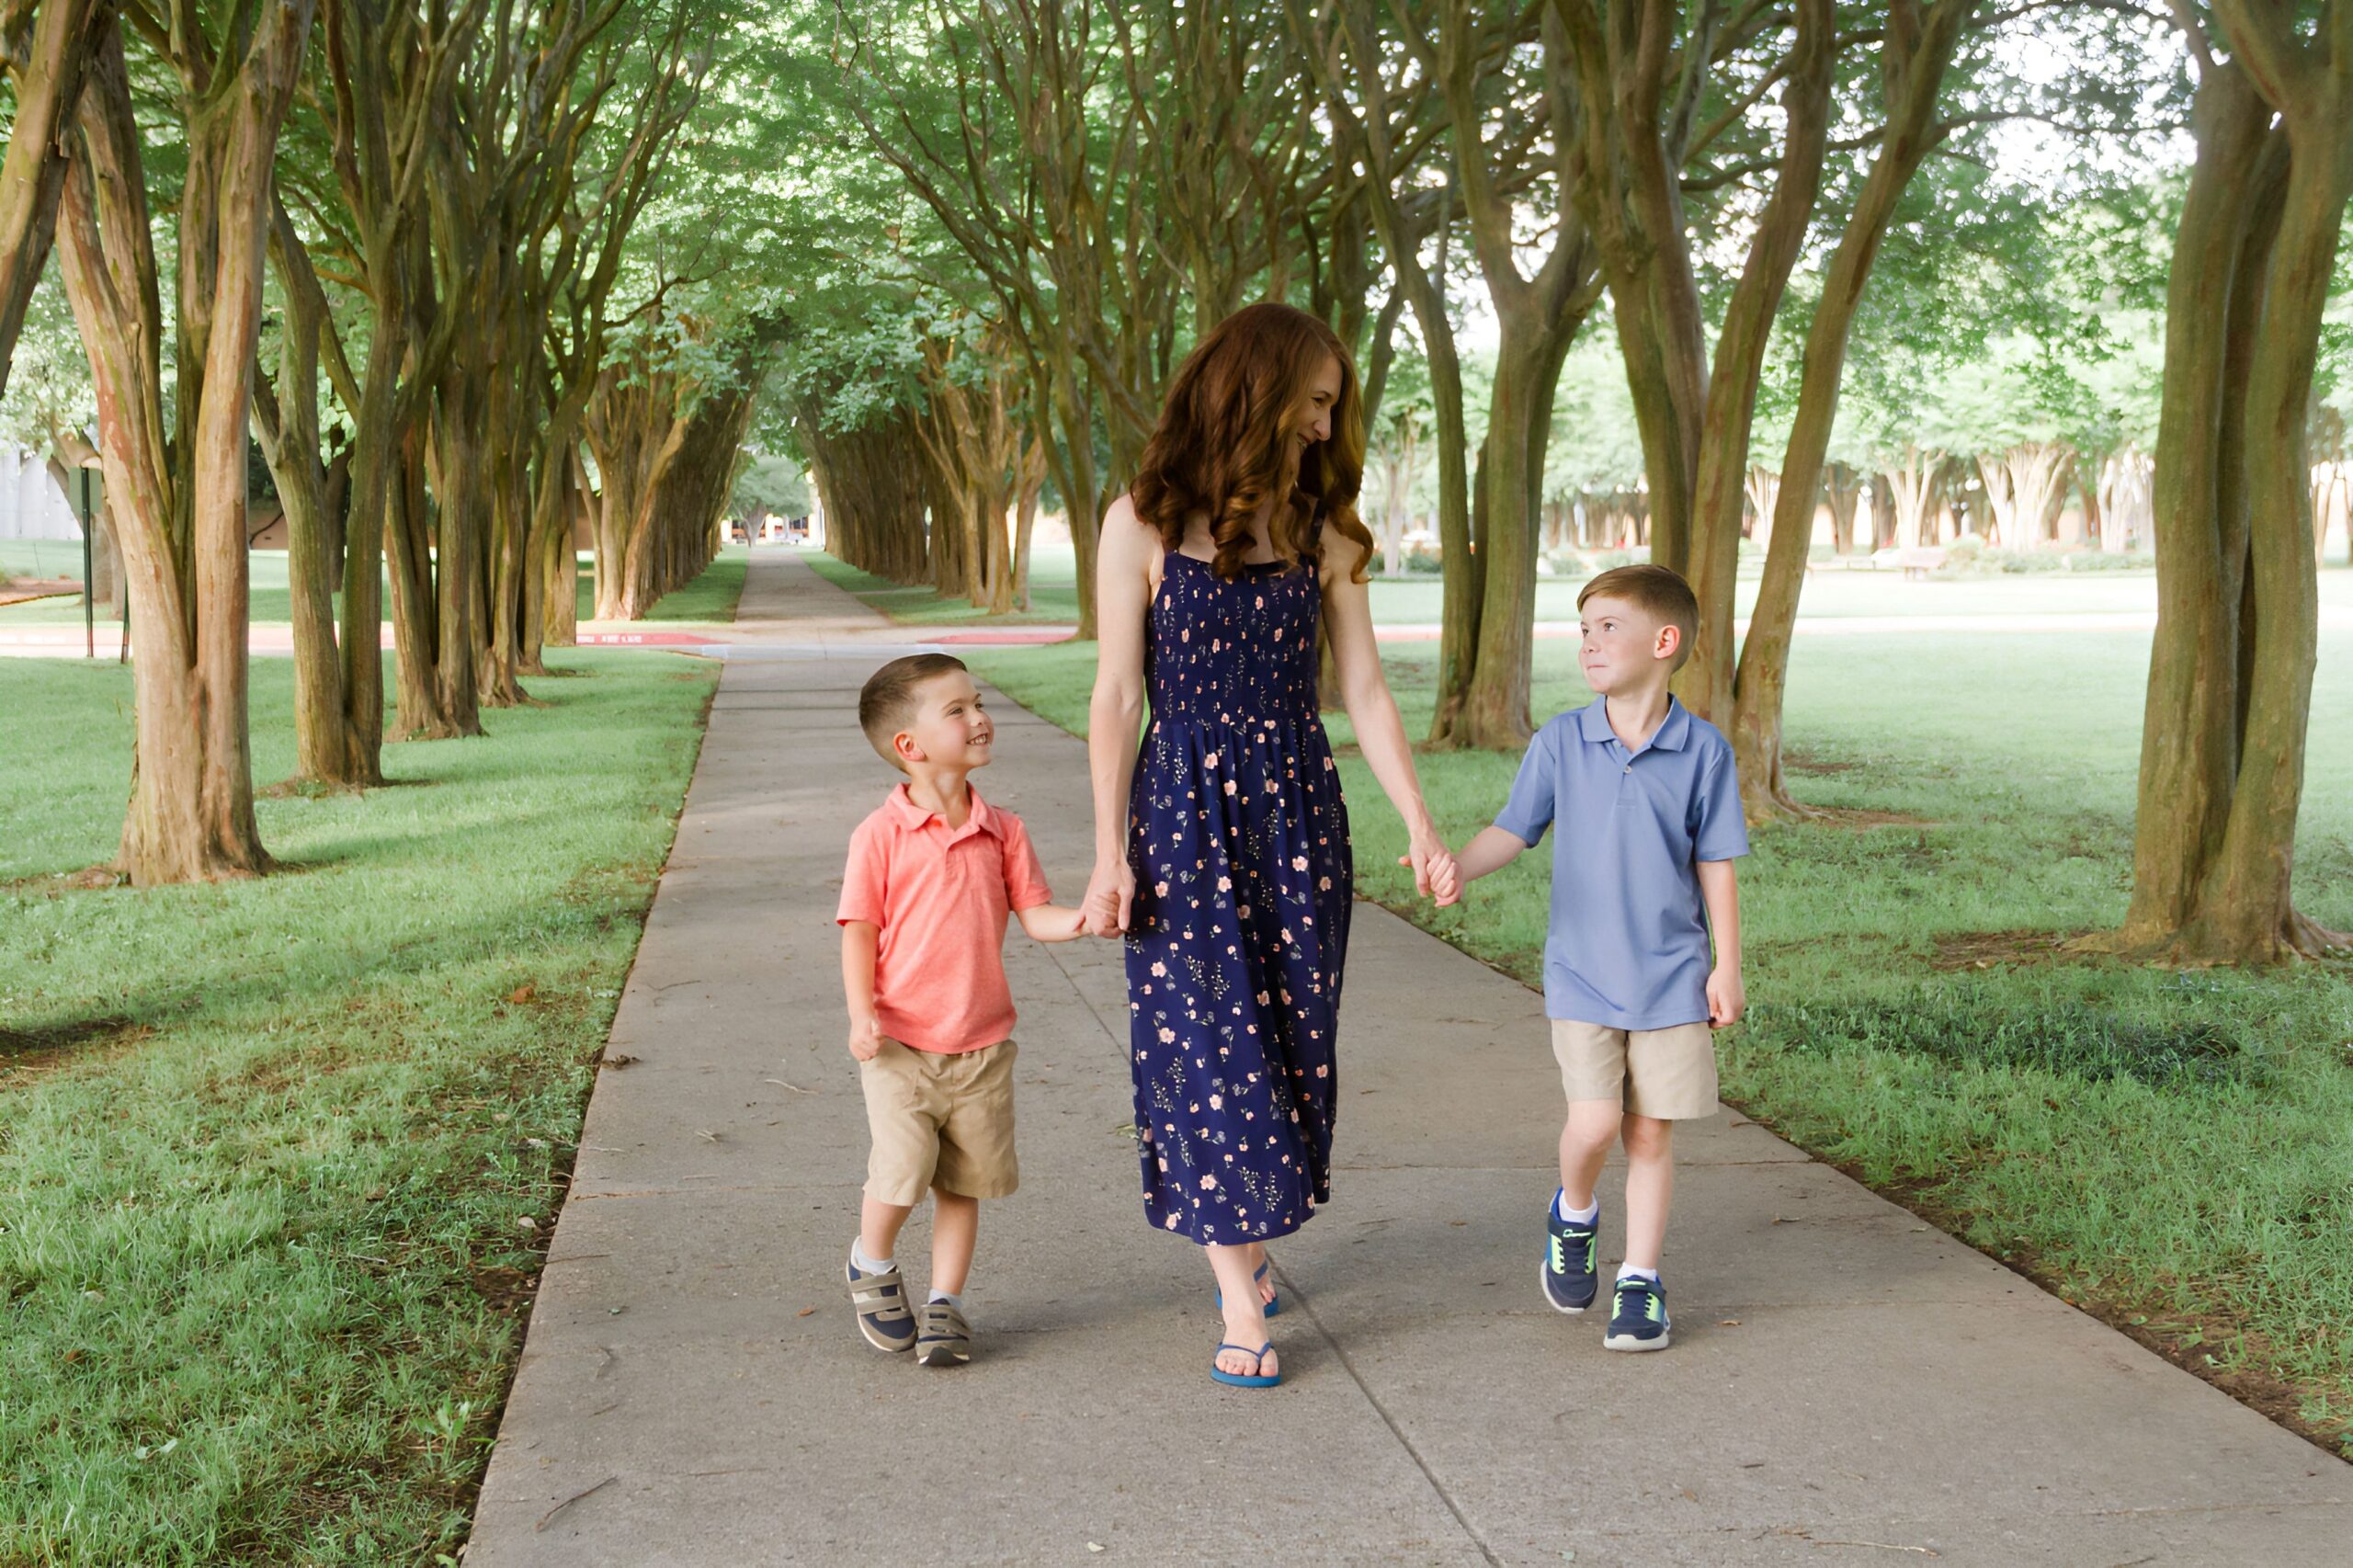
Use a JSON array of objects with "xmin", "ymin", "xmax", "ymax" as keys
[{"xmin": 1125, "ymin": 550, "xmax": 1352, "ymax": 1244}]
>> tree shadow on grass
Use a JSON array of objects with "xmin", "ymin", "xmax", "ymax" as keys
[{"xmin": 0, "ymin": 1017, "xmax": 154, "ymax": 1080}]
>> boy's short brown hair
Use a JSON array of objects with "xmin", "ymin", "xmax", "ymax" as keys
[
  {"xmin": 1578, "ymin": 563, "xmax": 1699, "ymax": 672},
  {"xmin": 858, "ymin": 653, "xmax": 971, "ymax": 769}
]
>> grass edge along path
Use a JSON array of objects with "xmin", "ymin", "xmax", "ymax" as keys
[
  {"xmin": 0, "ymin": 646, "xmax": 720, "ymax": 1562},
  {"xmin": 620, "ymin": 544, "xmax": 747, "ymax": 626},
  {"xmin": 959, "ymin": 634, "xmax": 2353, "ymax": 1465}
]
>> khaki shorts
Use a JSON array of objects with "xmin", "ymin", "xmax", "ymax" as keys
[
  {"xmin": 860, "ymin": 1038, "xmax": 1019, "ymax": 1204},
  {"xmin": 1552, "ymin": 1019, "xmax": 1720, "ymax": 1120}
]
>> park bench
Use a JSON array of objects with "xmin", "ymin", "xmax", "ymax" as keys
[{"xmin": 1869, "ymin": 545, "xmax": 1949, "ymax": 579}]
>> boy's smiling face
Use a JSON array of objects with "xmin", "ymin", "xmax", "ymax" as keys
[
  {"xmin": 1577, "ymin": 593, "xmax": 1679, "ymax": 696},
  {"xmin": 895, "ymin": 669, "xmax": 995, "ymax": 772}
]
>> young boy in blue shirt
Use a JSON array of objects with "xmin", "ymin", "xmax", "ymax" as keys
[{"xmin": 1453, "ymin": 565, "xmax": 1749, "ymax": 1351}]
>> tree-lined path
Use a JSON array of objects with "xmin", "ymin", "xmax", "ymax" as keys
[{"xmin": 464, "ymin": 551, "xmax": 2348, "ymax": 1565}]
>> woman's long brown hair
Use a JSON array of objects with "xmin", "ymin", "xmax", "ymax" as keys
[{"xmin": 1131, "ymin": 301, "xmax": 1373, "ymax": 583}]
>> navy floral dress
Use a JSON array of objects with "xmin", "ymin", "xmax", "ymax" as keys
[{"xmin": 1125, "ymin": 549, "xmax": 1352, "ymax": 1244}]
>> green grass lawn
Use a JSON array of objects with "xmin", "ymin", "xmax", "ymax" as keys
[
  {"xmin": 962, "ymin": 624, "xmax": 2353, "ymax": 1458},
  {"xmin": 604, "ymin": 544, "xmax": 746, "ymax": 624},
  {"xmin": 1, "ymin": 544, "xmax": 749, "ymax": 628},
  {"xmin": 0, "ymin": 647, "xmax": 716, "ymax": 1561},
  {"xmin": 813, "ymin": 542, "xmax": 2353, "ymax": 628},
  {"xmin": 1, "ymin": 538, "xmax": 93, "ymax": 585}
]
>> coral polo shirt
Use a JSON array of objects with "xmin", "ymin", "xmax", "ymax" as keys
[{"xmin": 836, "ymin": 783, "xmax": 1051, "ymax": 1054}]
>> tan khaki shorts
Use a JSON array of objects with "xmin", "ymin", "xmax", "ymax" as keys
[
  {"xmin": 1552, "ymin": 1019, "xmax": 1720, "ymax": 1120},
  {"xmin": 860, "ymin": 1038, "xmax": 1019, "ymax": 1204}
]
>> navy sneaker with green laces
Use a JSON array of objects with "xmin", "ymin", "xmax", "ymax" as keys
[
  {"xmin": 1541, "ymin": 1191, "xmax": 1599, "ymax": 1313},
  {"xmin": 1605, "ymin": 1274, "xmax": 1671, "ymax": 1352}
]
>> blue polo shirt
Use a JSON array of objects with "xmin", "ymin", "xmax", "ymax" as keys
[{"xmin": 1493, "ymin": 697, "xmax": 1749, "ymax": 1029}]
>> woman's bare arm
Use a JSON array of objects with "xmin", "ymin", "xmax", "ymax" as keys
[
  {"xmin": 1321, "ymin": 527, "xmax": 1457, "ymax": 904},
  {"xmin": 1085, "ymin": 494, "xmax": 1157, "ymax": 933}
]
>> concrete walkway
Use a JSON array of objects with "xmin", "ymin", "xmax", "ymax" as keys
[{"xmin": 466, "ymin": 551, "xmax": 2348, "ymax": 1566}]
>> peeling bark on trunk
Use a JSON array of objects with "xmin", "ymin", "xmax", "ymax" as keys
[
  {"xmin": 2096, "ymin": 35, "xmax": 2349, "ymax": 964},
  {"xmin": 0, "ymin": 0, "xmax": 106, "ymax": 401},
  {"xmin": 52, "ymin": 3, "xmax": 315, "ymax": 882}
]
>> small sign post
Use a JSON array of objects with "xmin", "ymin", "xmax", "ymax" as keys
[{"xmin": 79, "ymin": 466, "xmax": 95, "ymax": 660}]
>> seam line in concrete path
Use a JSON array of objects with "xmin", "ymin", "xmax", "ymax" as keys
[{"xmin": 1273, "ymin": 1259, "xmax": 1507, "ymax": 1567}]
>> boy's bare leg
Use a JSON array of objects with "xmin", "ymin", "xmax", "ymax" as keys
[
  {"xmin": 1209, "ymin": 1242, "xmax": 1277, "ymax": 1377},
  {"xmin": 930, "ymin": 1188, "xmax": 980, "ymax": 1295},
  {"xmin": 1620, "ymin": 1114, "xmax": 1675, "ymax": 1271},
  {"xmin": 858, "ymin": 1197, "xmax": 915, "ymax": 1267},
  {"xmin": 1559, "ymin": 1100, "xmax": 1622, "ymax": 1210}
]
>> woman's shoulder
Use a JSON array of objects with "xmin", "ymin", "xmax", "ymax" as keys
[
  {"xmin": 1315, "ymin": 520, "xmax": 1369, "ymax": 578},
  {"xmin": 1099, "ymin": 492, "xmax": 1161, "ymax": 562}
]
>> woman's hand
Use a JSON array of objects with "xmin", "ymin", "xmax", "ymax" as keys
[
  {"xmin": 1084, "ymin": 857, "xmax": 1136, "ymax": 937},
  {"xmin": 1399, "ymin": 833, "xmax": 1460, "ymax": 907}
]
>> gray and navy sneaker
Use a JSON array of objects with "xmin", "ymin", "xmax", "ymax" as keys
[
  {"xmin": 847, "ymin": 1257, "xmax": 915, "ymax": 1353},
  {"xmin": 1542, "ymin": 1192, "xmax": 1599, "ymax": 1313},
  {"xmin": 1604, "ymin": 1274, "xmax": 1671, "ymax": 1352},
  {"xmin": 915, "ymin": 1301, "xmax": 972, "ymax": 1367}
]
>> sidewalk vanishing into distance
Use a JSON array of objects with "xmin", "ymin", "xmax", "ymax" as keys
[{"xmin": 464, "ymin": 550, "xmax": 2349, "ymax": 1566}]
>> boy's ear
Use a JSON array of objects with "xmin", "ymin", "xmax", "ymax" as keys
[
  {"xmin": 892, "ymin": 728, "xmax": 925, "ymax": 766},
  {"xmin": 1654, "ymin": 622, "xmax": 1682, "ymax": 663}
]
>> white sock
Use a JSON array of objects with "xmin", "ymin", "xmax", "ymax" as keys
[
  {"xmin": 851, "ymin": 1241, "xmax": 894, "ymax": 1277},
  {"xmin": 928, "ymin": 1290, "xmax": 963, "ymax": 1310},
  {"xmin": 1617, "ymin": 1264, "xmax": 1660, "ymax": 1285},
  {"xmin": 1554, "ymin": 1189, "xmax": 1599, "ymax": 1225}
]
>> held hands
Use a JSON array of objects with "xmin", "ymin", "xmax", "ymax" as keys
[
  {"xmin": 847, "ymin": 1014, "xmax": 884, "ymax": 1062},
  {"xmin": 1398, "ymin": 834, "xmax": 1461, "ymax": 908},
  {"xmin": 1707, "ymin": 966, "xmax": 1746, "ymax": 1030},
  {"xmin": 1083, "ymin": 858, "xmax": 1136, "ymax": 938}
]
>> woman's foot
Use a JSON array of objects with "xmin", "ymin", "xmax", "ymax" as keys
[
  {"xmin": 1212, "ymin": 1328, "xmax": 1280, "ymax": 1385},
  {"xmin": 1215, "ymin": 1305, "xmax": 1278, "ymax": 1381}
]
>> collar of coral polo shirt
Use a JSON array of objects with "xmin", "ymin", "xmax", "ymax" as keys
[{"xmin": 883, "ymin": 780, "xmax": 1006, "ymax": 845}]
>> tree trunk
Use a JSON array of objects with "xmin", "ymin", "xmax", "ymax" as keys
[
  {"xmin": 0, "ymin": 0, "xmax": 106, "ymax": 403},
  {"xmin": 2097, "ymin": 41, "xmax": 2346, "ymax": 963},
  {"xmin": 426, "ymin": 375, "xmax": 488, "ymax": 734},
  {"xmin": 1826, "ymin": 462, "xmax": 1860, "ymax": 555},
  {"xmin": 1441, "ymin": 321, "xmax": 1581, "ymax": 747},
  {"xmin": 256, "ymin": 203, "xmax": 381, "ymax": 786},
  {"xmin": 2168, "ymin": 6, "xmax": 2353, "ymax": 960},
  {"xmin": 1311, "ymin": 0, "xmax": 1474, "ymax": 736},
  {"xmin": 52, "ymin": 5, "xmax": 314, "ymax": 881},
  {"xmin": 1677, "ymin": 0, "xmax": 1836, "ymax": 725},
  {"xmin": 1885, "ymin": 449, "xmax": 1938, "ymax": 550},
  {"xmin": 801, "ymin": 401, "xmax": 932, "ymax": 584},
  {"xmin": 1728, "ymin": 0, "xmax": 1973, "ymax": 819},
  {"xmin": 1012, "ymin": 429, "xmax": 1044, "ymax": 611}
]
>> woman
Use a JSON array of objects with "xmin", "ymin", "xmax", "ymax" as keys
[{"xmin": 1083, "ymin": 301, "xmax": 1458, "ymax": 1387}]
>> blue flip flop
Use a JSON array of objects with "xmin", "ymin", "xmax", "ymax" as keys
[
  {"xmin": 1214, "ymin": 1260, "xmax": 1281, "ymax": 1318},
  {"xmin": 1210, "ymin": 1340, "xmax": 1281, "ymax": 1389}
]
